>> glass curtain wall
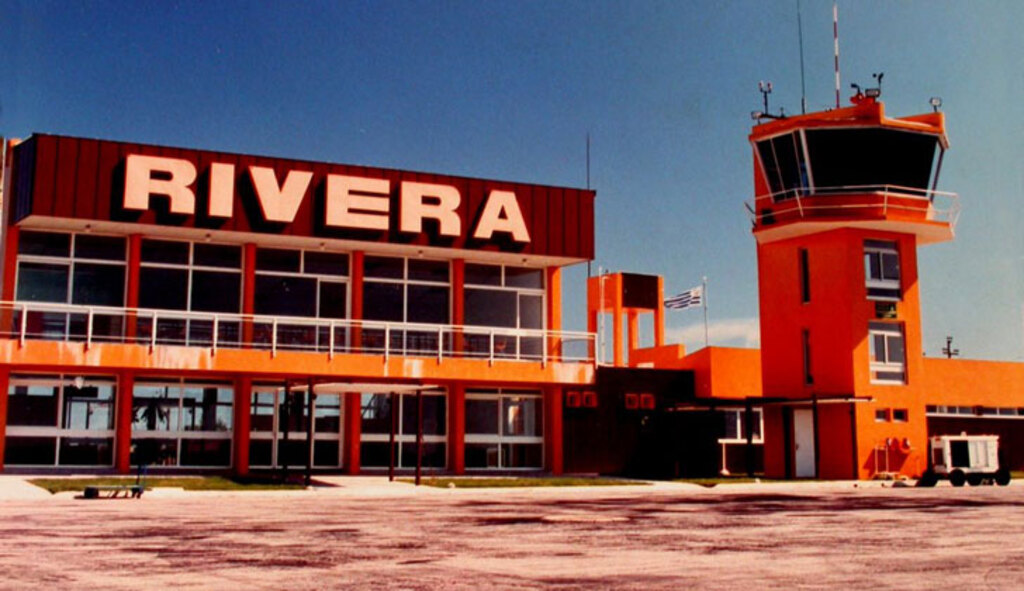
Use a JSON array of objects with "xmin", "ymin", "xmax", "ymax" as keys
[
  {"xmin": 248, "ymin": 385, "xmax": 345, "ymax": 469},
  {"xmin": 130, "ymin": 379, "xmax": 233, "ymax": 467},
  {"xmin": 464, "ymin": 389, "xmax": 543, "ymax": 469},
  {"xmin": 463, "ymin": 264, "xmax": 545, "ymax": 359},
  {"xmin": 137, "ymin": 240, "xmax": 242, "ymax": 346},
  {"xmin": 360, "ymin": 391, "xmax": 447, "ymax": 469},
  {"xmin": 361, "ymin": 256, "xmax": 450, "ymax": 355},
  {"xmin": 252, "ymin": 248, "xmax": 349, "ymax": 352},
  {"xmin": 4, "ymin": 374, "xmax": 117, "ymax": 466},
  {"xmin": 13, "ymin": 231, "xmax": 126, "ymax": 341}
]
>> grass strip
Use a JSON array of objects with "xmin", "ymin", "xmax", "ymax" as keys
[
  {"xmin": 29, "ymin": 476, "xmax": 305, "ymax": 494},
  {"xmin": 401, "ymin": 476, "xmax": 648, "ymax": 489}
]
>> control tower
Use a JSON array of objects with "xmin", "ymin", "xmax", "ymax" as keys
[{"xmin": 748, "ymin": 88, "xmax": 959, "ymax": 479}]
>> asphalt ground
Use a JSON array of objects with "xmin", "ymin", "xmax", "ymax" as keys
[{"xmin": 0, "ymin": 477, "xmax": 1022, "ymax": 590}]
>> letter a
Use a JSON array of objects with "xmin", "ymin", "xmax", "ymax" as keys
[{"xmin": 473, "ymin": 190, "xmax": 530, "ymax": 243}]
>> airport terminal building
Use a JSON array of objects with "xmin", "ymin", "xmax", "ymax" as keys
[
  {"xmin": 2, "ymin": 94, "xmax": 1023, "ymax": 481},
  {"xmin": 0, "ymin": 134, "xmax": 597, "ymax": 475}
]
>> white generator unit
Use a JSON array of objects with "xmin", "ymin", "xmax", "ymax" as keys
[{"xmin": 919, "ymin": 434, "xmax": 1011, "ymax": 487}]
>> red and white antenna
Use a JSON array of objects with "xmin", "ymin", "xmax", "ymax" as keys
[{"xmin": 833, "ymin": 2, "xmax": 841, "ymax": 108}]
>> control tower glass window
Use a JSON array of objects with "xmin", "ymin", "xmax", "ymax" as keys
[
  {"xmin": 805, "ymin": 128, "xmax": 939, "ymax": 193},
  {"xmin": 755, "ymin": 132, "xmax": 809, "ymax": 200},
  {"xmin": 864, "ymin": 240, "xmax": 901, "ymax": 300}
]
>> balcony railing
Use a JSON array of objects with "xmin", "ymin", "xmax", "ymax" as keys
[
  {"xmin": 0, "ymin": 301, "xmax": 596, "ymax": 366},
  {"xmin": 745, "ymin": 184, "xmax": 960, "ymax": 229}
]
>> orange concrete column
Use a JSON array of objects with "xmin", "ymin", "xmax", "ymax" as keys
[
  {"xmin": 655, "ymin": 276, "xmax": 665, "ymax": 347},
  {"xmin": 233, "ymin": 376, "xmax": 252, "ymax": 476},
  {"xmin": 546, "ymin": 266, "xmax": 562, "ymax": 360},
  {"xmin": 448, "ymin": 384, "xmax": 465, "ymax": 474},
  {"xmin": 0, "ymin": 367, "xmax": 9, "ymax": 472},
  {"xmin": 242, "ymin": 243, "xmax": 256, "ymax": 346},
  {"xmin": 544, "ymin": 386, "xmax": 564, "ymax": 474},
  {"xmin": 114, "ymin": 371, "xmax": 135, "ymax": 474},
  {"xmin": 452, "ymin": 259, "xmax": 465, "ymax": 354},
  {"xmin": 344, "ymin": 392, "xmax": 362, "ymax": 474},
  {"xmin": 627, "ymin": 310, "xmax": 639, "ymax": 366},
  {"xmin": 612, "ymin": 282, "xmax": 624, "ymax": 367},
  {"xmin": 125, "ymin": 234, "xmax": 142, "ymax": 341},
  {"xmin": 350, "ymin": 251, "xmax": 364, "ymax": 351}
]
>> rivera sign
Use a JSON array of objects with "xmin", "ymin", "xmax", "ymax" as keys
[{"xmin": 124, "ymin": 154, "xmax": 531, "ymax": 243}]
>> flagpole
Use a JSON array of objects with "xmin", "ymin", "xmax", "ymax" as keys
[{"xmin": 702, "ymin": 276, "xmax": 709, "ymax": 348}]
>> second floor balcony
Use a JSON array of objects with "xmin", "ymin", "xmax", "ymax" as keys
[{"xmin": 0, "ymin": 301, "xmax": 597, "ymax": 367}]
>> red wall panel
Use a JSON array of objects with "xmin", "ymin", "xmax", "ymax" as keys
[{"xmin": 14, "ymin": 134, "xmax": 595, "ymax": 260}]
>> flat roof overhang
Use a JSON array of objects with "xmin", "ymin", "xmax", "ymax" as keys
[{"xmin": 668, "ymin": 394, "xmax": 874, "ymax": 411}]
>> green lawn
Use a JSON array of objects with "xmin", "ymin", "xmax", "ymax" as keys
[
  {"xmin": 29, "ymin": 476, "xmax": 306, "ymax": 494},
  {"xmin": 400, "ymin": 476, "xmax": 648, "ymax": 489}
]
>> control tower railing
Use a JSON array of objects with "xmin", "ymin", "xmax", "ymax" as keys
[{"xmin": 745, "ymin": 185, "xmax": 960, "ymax": 230}]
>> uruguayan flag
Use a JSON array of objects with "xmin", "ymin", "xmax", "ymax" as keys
[{"xmin": 664, "ymin": 286, "xmax": 703, "ymax": 310}]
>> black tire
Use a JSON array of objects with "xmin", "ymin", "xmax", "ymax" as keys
[
  {"xmin": 995, "ymin": 468, "xmax": 1011, "ymax": 486},
  {"xmin": 916, "ymin": 470, "xmax": 938, "ymax": 488},
  {"xmin": 949, "ymin": 469, "xmax": 966, "ymax": 487},
  {"xmin": 967, "ymin": 473, "xmax": 983, "ymax": 487}
]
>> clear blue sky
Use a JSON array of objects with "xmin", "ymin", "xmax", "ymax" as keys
[{"xmin": 3, "ymin": 1, "xmax": 1022, "ymax": 360}]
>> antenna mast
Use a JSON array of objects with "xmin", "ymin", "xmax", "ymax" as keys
[
  {"xmin": 833, "ymin": 2, "xmax": 841, "ymax": 108},
  {"xmin": 797, "ymin": 0, "xmax": 807, "ymax": 114}
]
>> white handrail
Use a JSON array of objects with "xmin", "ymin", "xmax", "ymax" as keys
[{"xmin": 1, "ymin": 300, "xmax": 597, "ymax": 364}]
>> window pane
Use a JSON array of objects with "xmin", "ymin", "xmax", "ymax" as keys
[
  {"xmin": 723, "ymin": 411, "xmax": 739, "ymax": 439},
  {"xmin": 180, "ymin": 439, "xmax": 231, "ymax": 467},
  {"xmin": 887, "ymin": 334, "xmax": 905, "ymax": 363},
  {"xmin": 132, "ymin": 385, "xmax": 178, "ymax": 431},
  {"xmin": 407, "ymin": 285, "xmax": 449, "ymax": 324},
  {"xmin": 315, "ymin": 394, "xmax": 342, "ymax": 434},
  {"xmin": 502, "ymin": 443, "xmax": 542, "ymax": 468},
  {"xmin": 465, "ymin": 288, "xmax": 516, "ymax": 327},
  {"xmin": 181, "ymin": 386, "xmax": 232, "ymax": 431},
  {"xmin": 519, "ymin": 294, "xmax": 543, "ymax": 329},
  {"xmin": 465, "ymin": 264, "xmax": 501, "ymax": 286},
  {"xmin": 7, "ymin": 384, "xmax": 59, "ymax": 427},
  {"xmin": 62, "ymin": 383, "xmax": 115, "ymax": 430},
  {"xmin": 256, "ymin": 248, "xmax": 301, "ymax": 273},
  {"xmin": 132, "ymin": 439, "xmax": 178, "ymax": 466},
  {"xmin": 74, "ymin": 235, "xmax": 126, "ymax": 261},
  {"xmin": 304, "ymin": 251, "xmax": 348, "ymax": 276},
  {"xmin": 319, "ymin": 282, "xmax": 347, "ymax": 319},
  {"xmin": 408, "ymin": 259, "xmax": 449, "ymax": 283},
  {"xmin": 466, "ymin": 398, "xmax": 499, "ymax": 435},
  {"xmin": 72, "ymin": 263, "xmax": 125, "ymax": 306},
  {"xmin": 4, "ymin": 436, "xmax": 57, "ymax": 465},
  {"xmin": 465, "ymin": 443, "xmax": 500, "ymax": 468},
  {"xmin": 194, "ymin": 244, "xmax": 242, "ymax": 269},
  {"xmin": 505, "ymin": 267, "xmax": 543, "ymax": 289},
  {"xmin": 254, "ymin": 275, "xmax": 316, "ymax": 317},
  {"xmin": 18, "ymin": 231, "xmax": 70, "ymax": 257},
  {"xmin": 360, "ymin": 393, "xmax": 393, "ymax": 434},
  {"xmin": 865, "ymin": 253, "xmax": 880, "ymax": 281},
  {"xmin": 141, "ymin": 239, "xmax": 189, "ymax": 264},
  {"xmin": 882, "ymin": 253, "xmax": 899, "ymax": 281},
  {"xmin": 363, "ymin": 282, "xmax": 404, "ymax": 322},
  {"xmin": 59, "ymin": 438, "xmax": 113, "ymax": 466},
  {"xmin": 400, "ymin": 442, "xmax": 446, "ymax": 469},
  {"xmin": 401, "ymin": 394, "xmax": 446, "ymax": 436},
  {"xmin": 139, "ymin": 267, "xmax": 188, "ymax": 310},
  {"xmin": 250, "ymin": 392, "xmax": 277, "ymax": 432},
  {"xmin": 503, "ymin": 397, "xmax": 541, "ymax": 436},
  {"xmin": 364, "ymin": 256, "xmax": 403, "ymax": 279},
  {"xmin": 191, "ymin": 271, "xmax": 241, "ymax": 313},
  {"xmin": 16, "ymin": 263, "xmax": 68, "ymax": 303}
]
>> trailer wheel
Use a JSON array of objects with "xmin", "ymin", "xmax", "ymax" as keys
[
  {"xmin": 967, "ymin": 473, "xmax": 983, "ymax": 487},
  {"xmin": 917, "ymin": 470, "xmax": 938, "ymax": 487},
  {"xmin": 949, "ymin": 469, "xmax": 966, "ymax": 487},
  {"xmin": 995, "ymin": 468, "xmax": 1011, "ymax": 487}
]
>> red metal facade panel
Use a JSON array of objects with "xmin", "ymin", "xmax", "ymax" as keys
[{"xmin": 14, "ymin": 134, "xmax": 596, "ymax": 260}]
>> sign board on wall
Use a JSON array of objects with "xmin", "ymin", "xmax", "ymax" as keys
[{"xmin": 10, "ymin": 134, "xmax": 596, "ymax": 259}]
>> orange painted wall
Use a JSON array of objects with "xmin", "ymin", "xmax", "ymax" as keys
[
  {"xmin": 758, "ymin": 226, "xmax": 932, "ymax": 479},
  {"xmin": 677, "ymin": 347, "xmax": 762, "ymax": 400},
  {"xmin": 920, "ymin": 358, "xmax": 1024, "ymax": 406}
]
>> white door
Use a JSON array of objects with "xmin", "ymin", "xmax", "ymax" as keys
[{"xmin": 793, "ymin": 408, "xmax": 816, "ymax": 478}]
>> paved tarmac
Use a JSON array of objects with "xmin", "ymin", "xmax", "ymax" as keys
[{"xmin": 1, "ymin": 476, "xmax": 1022, "ymax": 590}]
